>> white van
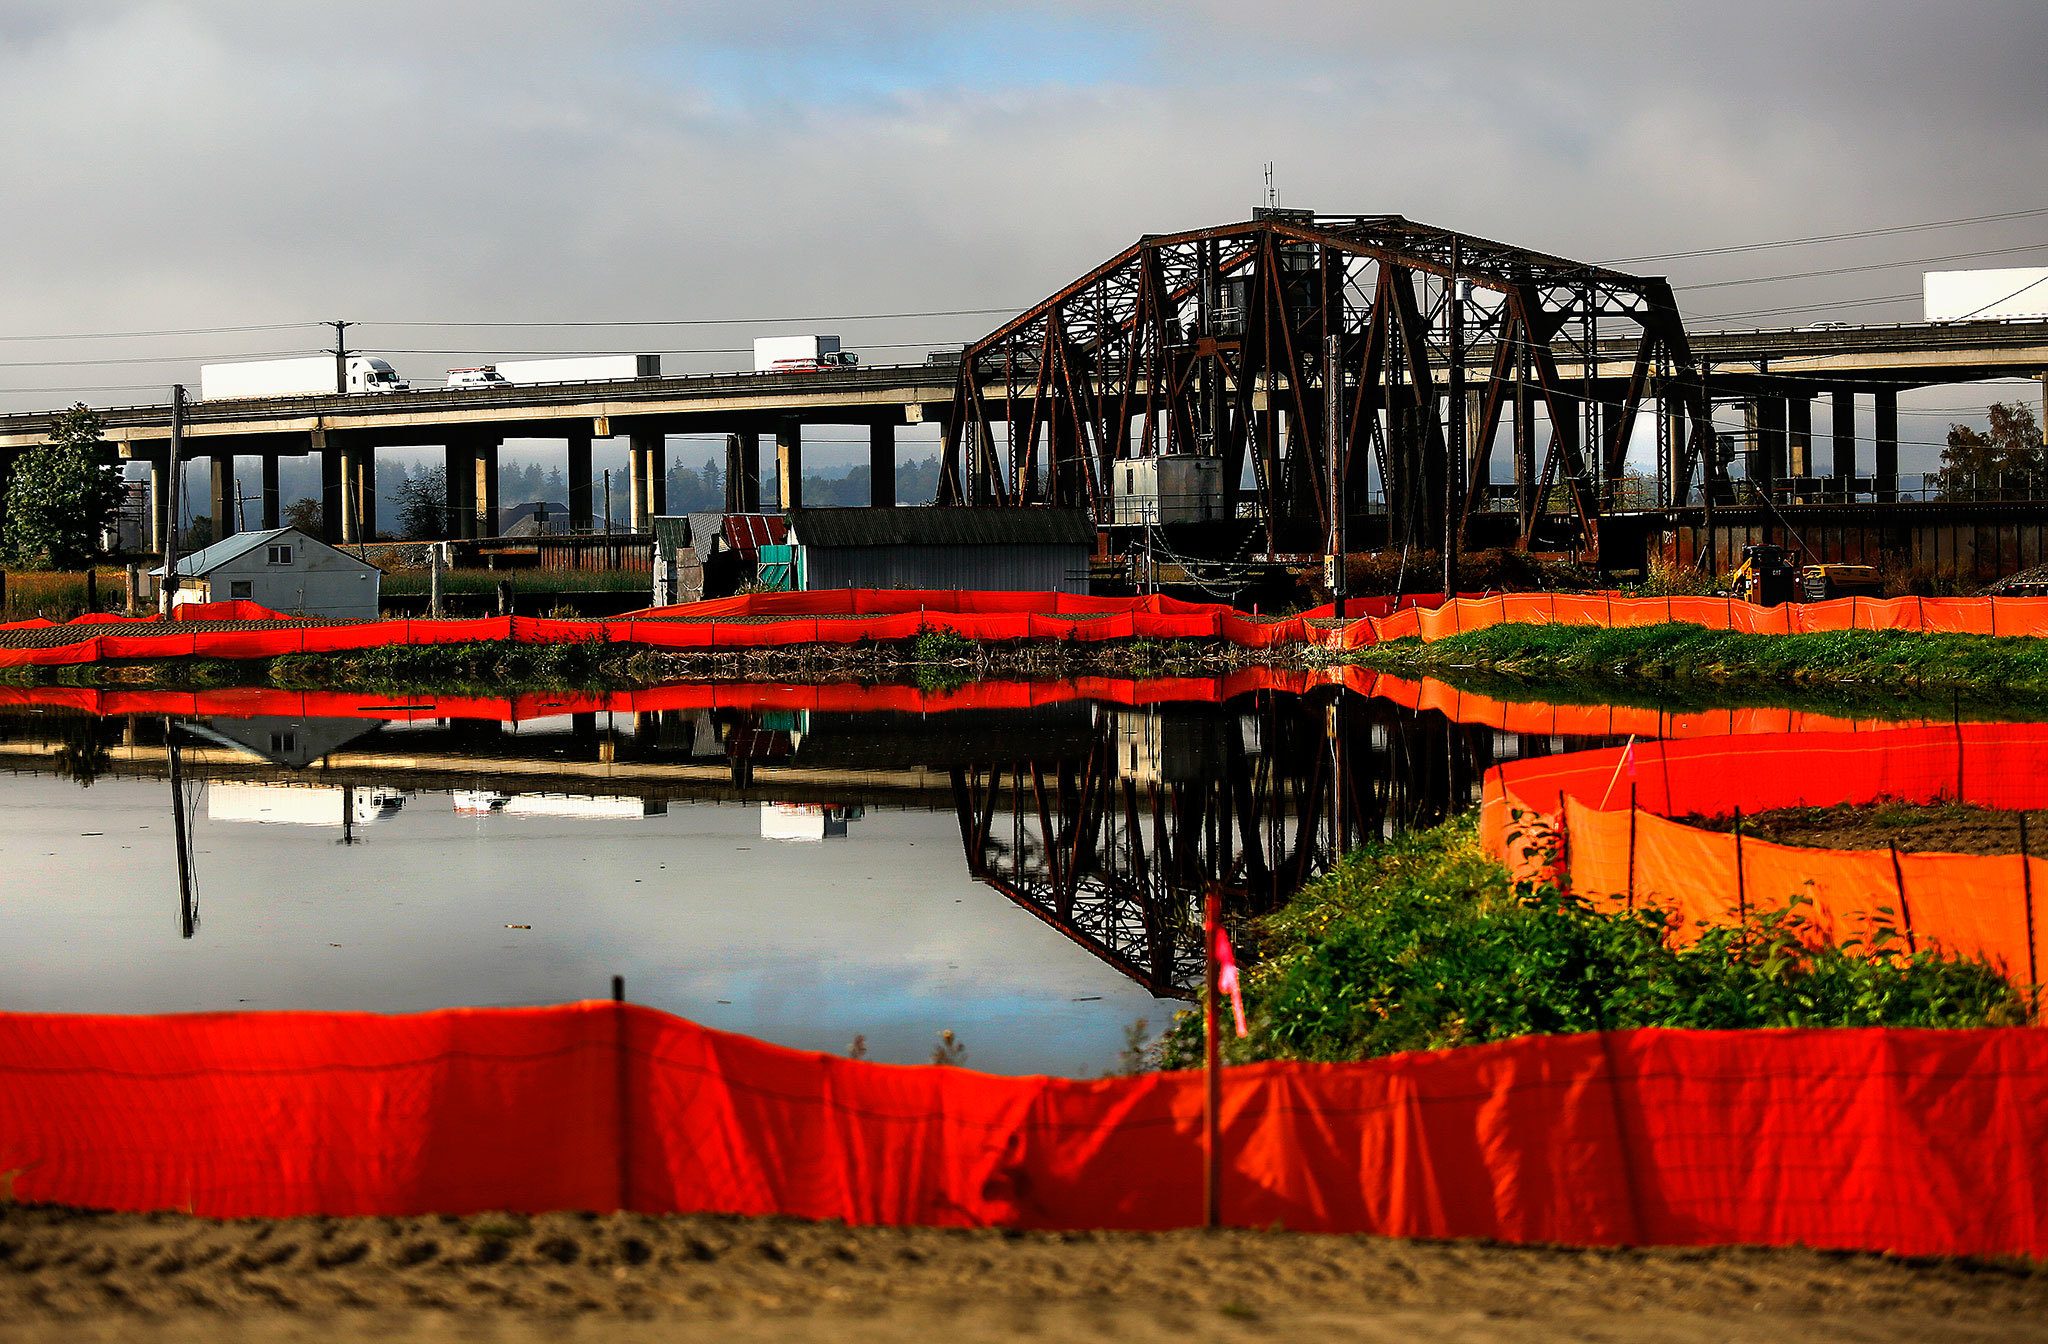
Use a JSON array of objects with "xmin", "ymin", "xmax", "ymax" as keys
[{"xmin": 446, "ymin": 366, "xmax": 511, "ymax": 389}]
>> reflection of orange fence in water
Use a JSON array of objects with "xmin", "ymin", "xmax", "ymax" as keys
[
  {"xmin": 2, "ymin": 1004, "xmax": 2045, "ymax": 1256},
  {"xmin": 1480, "ymin": 725, "xmax": 2048, "ymax": 987}
]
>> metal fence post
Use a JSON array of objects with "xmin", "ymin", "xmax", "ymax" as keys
[
  {"xmin": 1733, "ymin": 805, "xmax": 1746, "ymax": 928},
  {"xmin": 1889, "ymin": 842, "xmax": 1917, "ymax": 957}
]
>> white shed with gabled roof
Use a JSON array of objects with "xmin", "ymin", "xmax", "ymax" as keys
[{"xmin": 150, "ymin": 526, "xmax": 381, "ymax": 619}]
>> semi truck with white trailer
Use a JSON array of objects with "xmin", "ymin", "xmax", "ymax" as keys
[
  {"xmin": 489, "ymin": 354, "xmax": 661, "ymax": 384},
  {"xmin": 753, "ymin": 335, "xmax": 858, "ymax": 372},
  {"xmin": 199, "ymin": 355, "xmax": 410, "ymax": 400},
  {"xmin": 1925, "ymin": 268, "xmax": 2048, "ymax": 323}
]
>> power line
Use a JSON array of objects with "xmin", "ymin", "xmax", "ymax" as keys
[
  {"xmin": 1601, "ymin": 206, "xmax": 2048, "ymax": 265},
  {"xmin": 361, "ymin": 308, "xmax": 1020, "ymax": 329},
  {"xmin": 0, "ymin": 349, "xmax": 323, "ymax": 369},
  {"xmin": 1675, "ymin": 243, "xmax": 2048, "ymax": 292},
  {"xmin": 0, "ymin": 322, "xmax": 322, "ymax": 343}
]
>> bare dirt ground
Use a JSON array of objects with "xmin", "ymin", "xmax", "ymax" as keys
[
  {"xmin": 2, "ymin": 1206, "xmax": 2044, "ymax": 1344},
  {"xmin": 1680, "ymin": 801, "xmax": 2047, "ymax": 856}
]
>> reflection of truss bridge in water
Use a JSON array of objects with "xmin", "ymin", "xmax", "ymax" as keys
[{"xmin": 950, "ymin": 692, "xmax": 1572, "ymax": 998}]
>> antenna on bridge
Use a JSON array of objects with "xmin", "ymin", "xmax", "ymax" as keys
[{"xmin": 1262, "ymin": 161, "xmax": 1278, "ymax": 210}]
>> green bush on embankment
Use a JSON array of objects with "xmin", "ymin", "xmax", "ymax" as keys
[
  {"xmin": 1353, "ymin": 622, "xmax": 2048, "ymax": 694},
  {"xmin": 1158, "ymin": 817, "xmax": 2030, "ymax": 1068}
]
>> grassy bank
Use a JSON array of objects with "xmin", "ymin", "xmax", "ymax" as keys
[
  {"xmin": 1352, "ymin": 622, "xmax": 2048, "ymax": 695},
  {"xmin": 1159, "ymin": 817, "xmax": 2029, "ymax": 1067},
  {"xmin": 11, "ymin": 633, "xmax": 1263, "ymax": 693}
]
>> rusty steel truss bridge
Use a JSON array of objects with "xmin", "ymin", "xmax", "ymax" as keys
[{"xmin": 935, "ymin": 209, "xmax": 1719, "ymax": 558}]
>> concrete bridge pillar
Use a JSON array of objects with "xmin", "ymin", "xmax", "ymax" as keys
[
  {"xmin": 1744, "ymin": 397, "xmax": 1785, "ymax": 495},
  {"xmin": 775, "ymin": 421, "xmax": 802, "ymax": 512},
  {"xmin": 339, "ymin": 440, "xmax": 376, "ymax": 544},
  {"xmin": 146, "ymin": 450, "xmax": 171, "ymax": 555},
  {"xmin": 628, "ymin": 431, "xmax": 665, "ymax": 531},
  {"xmin": 443, "ymin": 439, "xmax": 475, "ymax": 539},
  {"xmin": 260, "ymin": 454, "xmax": 281, "ymax": 531},
  {"xmin": 725, "ymin": 432, "xmax": 761, "ymax": 513},
  {"xmin": 566, "ymin": 430, "xmax": 593, "ymax": 533},
  {"xmin": 209, "ymin": 451, "xmax": 236, "ymax": 540},
  {"xmin": 1874, "ymin": 389, "xmax": 1899, "ymax": 502},
  {"xmin": 1831, "ymin": 390, "xmax": 1856, "ymax": 497},
  {"xmin": 869, "ymin": 423, "xmax": 895, "ymax": 508},
  {"xmin": 319, "ymin": 441, "xmax": 343, "ymax": 543},
  {"xmin": 1787, "ymin": 394, "xmax": 1812, "ymax": 481},
  {"xmin": 473, "ymin": 438, "xmax": 500, "ymax": 537}
]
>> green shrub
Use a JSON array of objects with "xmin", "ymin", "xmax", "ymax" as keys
[{"xmin": 1158, "ymin": 817, "xmax": 2029, "ymax": 1067}]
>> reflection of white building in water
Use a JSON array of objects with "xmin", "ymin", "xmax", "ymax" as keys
[
  {"xmin": 208, "ymin": 782, "xmax": 406, "ymax": 827},
  {"xmin": 760, "ymin": 802, "xmax": 863, "ymax": 842},
  {"xmin": 452, "ymin": 790, "xmax": 668, "ymax": 819}
]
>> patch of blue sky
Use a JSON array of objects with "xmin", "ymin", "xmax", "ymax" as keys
[{"xmin": 659, "ymin": 13, "xmax": 1153, "ymax": 110}]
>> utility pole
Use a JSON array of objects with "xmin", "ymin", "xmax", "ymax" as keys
[
  {"xmin": 1445, "ymin": 238, "xmax": 1466, "ymax": 600},
  {"xmin": 331, "ymin": 320, "xmax": 352, "ymax": 394},
  {"xmin": 159, "ymin": 384, "xmax": 185, "ymax": 616},
  {"xmin": 603, "ymin": 469, "xmax": 613, "ymax": 536},
  {"xmin": 1324, "ymin": 333, "xmax": 1346, "ymax": 619}
]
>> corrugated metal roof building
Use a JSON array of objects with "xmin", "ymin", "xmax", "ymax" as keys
[{"xmin": 787, "ymin": 508, "xmax": 1093, "ymax": 594}]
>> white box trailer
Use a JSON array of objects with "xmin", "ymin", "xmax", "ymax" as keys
[
  {"xmin": 199, "ymin": 355, "xmax": 409, "ymax": 399},
  {"xmin": 753, "ymin": 335, "xmax": 857, "ymax": 372},
  {"xmin": 1925, "ymin": 268, "xmax": 2048, "ymax": 323},
  {"xmin": 491, "ymin": 354, "xmax": 660, "ymax": 384}
]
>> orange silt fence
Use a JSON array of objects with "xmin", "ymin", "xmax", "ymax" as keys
[
  {"xmin": 1480, "ymin": 725, "xmax": 2048, "ymax": 987},
  {"xmin": 2, "ymin": 1005, "xmax": 2046, "ymax": 1257}
]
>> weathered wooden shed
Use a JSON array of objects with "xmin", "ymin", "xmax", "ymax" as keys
[{"xmin": 787, "ymin": 508, "xmax": 1093, "ymax": 593}]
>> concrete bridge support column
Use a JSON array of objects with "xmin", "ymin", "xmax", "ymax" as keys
[
  {"xmin": 725, "ymin": 433, "xmax": 761, "ymax": 512},
  {"xmin": 146, "ymin": 451, "xmax": 171, "ymax": 555},
  {"xmin": 869, "ymin": 423, "xmax": 895, "ymax": 508},
  {"xmin": 319, "ymin": 442, "xmax": 343, "ymax": 543},
  {"xmin": 209, "ymin": 451, "xmax": 236, "ymax": 540},
  {"xmin": 1787, "ymin": 395, "xmax": 1812, "ymax": 481},
  {"xmin": 473, "ymin": 439, "xmax": 500, "ymax": 538},
  {"xmin": 260, "ymin": 455, "xmax": 281, "ymax": 531},
  {"xmin": 776, "ymin": 421, "xmax": 802, "ymax": 511},
  {"xmin": 340, "ymin": 441, "xmax": 376, "ymax": 544},
  {"xmin": 443, "ymin": 439, "xmax": 475, "ymax": 539},
  {"xmin": 1874, "ymin": 389, "xmax": 1899, "ymax": 502},
  {"xmin": 1744, "ymin": 397, "xmax": 1785, "ymax": 496},
  {"xmin": 566, "ymin": 430, "xmax": 593, "ymax": 533},
  {"xmin": 1831, "ymin": 390, "xmax": 1856, "ymax": 497},
  {"xmin": 628, "ymin": 431, "xmax": 664, "ymax": 531}
]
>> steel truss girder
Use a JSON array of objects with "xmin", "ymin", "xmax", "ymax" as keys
[{"xmin": 937, "ymin": 215, "xmax": 1724, "ymax": 560}]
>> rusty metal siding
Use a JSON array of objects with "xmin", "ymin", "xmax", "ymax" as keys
[{"xmin": 800, "ymin": 544, "xmax": 1089, "ymax": 594}]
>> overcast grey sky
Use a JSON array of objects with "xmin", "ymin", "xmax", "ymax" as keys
[{"xmin": 3, "ymin": 0, "xmax": 2044, "ymax": 471}]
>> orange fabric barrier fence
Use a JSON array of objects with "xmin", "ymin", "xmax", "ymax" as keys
[
  {"xmin": 0, "ymin": 592, "xmax": 1321, "ymax": 667},
  {"xmin": 1479, "ymin": 725, "xmax": 2048, "ymax": 985},
  {"xmin": 1, "ymin": 1005, "xmax": 2044, "ymax": 1256}
]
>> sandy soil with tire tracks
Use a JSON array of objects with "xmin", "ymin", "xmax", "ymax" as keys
[{"xmin": 3, "ymin": 1206, "xmax": 2044, "ymax": 1343}]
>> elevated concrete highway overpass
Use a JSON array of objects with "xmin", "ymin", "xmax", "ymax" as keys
[{"xmin": 0, "ymin": 317, "xmax": 2041, "ymax": 555}]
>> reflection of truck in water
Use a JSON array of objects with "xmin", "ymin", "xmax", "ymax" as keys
[
  {"xmin": 452, "ymin": 790, "xmax": 667, "ymax": 819},
  {"xmin": 753, "ymin": 335, "xmax": 858, "ymax": 373},
  {"xmin": 199, "ymin": 355, "xmax": 409, "ymax": 399}
]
